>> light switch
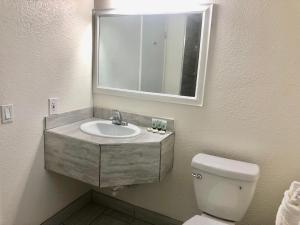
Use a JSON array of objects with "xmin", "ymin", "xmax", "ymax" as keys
[{"xmin": 1, "ymin": 104, "xmax": 13, "ymax": 124}]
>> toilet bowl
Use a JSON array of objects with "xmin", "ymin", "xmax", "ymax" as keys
[{"xmin": 183, "ymin": 153, "xmax": 260, "ymax": 225}]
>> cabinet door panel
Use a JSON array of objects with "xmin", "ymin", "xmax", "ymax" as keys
[
  {"xmin": 100, "ymin": 143, "xmax": 160, "ymax": 187},
  {"xmin": 45, "ymin": 133, "xmax": 100, "ymax": 186}
]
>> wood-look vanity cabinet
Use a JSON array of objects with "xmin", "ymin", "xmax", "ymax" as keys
[{"xmin": 45, "ymin": 132, "xmax": 174, "ymax": 188}]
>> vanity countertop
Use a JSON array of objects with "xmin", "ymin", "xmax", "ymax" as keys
[
  {"xmin": 44, "ymin": 108, "xmax": 175, "ymax": 187},
  {"xmin": 46, "ymin": 117, "xmax": 174, "ymax": 145}
]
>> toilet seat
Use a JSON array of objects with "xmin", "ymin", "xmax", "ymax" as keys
[{"xmin": 183, "ymin": 215, "xmax": 235, "ymax": 225}]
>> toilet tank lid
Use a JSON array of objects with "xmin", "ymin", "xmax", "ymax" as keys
[{"xmin": 191, "ymin": 154, "xmax": 260, "ymax": 181}]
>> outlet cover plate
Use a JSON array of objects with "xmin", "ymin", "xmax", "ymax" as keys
[{"xmin": 48, "ymin": 98, "xmax": 58, "ymax": 115}]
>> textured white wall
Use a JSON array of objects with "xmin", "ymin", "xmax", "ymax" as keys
[
  {"xmin": 0, "ymin": 1, "xmax": 93, "ymax": 225},
  {"xmin": 94, "ymin": 0, "xmax": 300, "ymax": 225}
]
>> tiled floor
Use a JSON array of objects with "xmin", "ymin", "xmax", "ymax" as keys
[{"xmin": 61, "ymin": 203, "xmax": 152, "ymax": 225}]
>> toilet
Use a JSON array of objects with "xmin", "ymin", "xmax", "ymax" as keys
[{"xmin": 184, "ymin": 153, "xmax": 260, "ymax": 225}]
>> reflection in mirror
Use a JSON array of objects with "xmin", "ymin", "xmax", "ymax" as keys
[{"xmin": 98, "ymin": 13, "xmax": 203, "ymax": 97}]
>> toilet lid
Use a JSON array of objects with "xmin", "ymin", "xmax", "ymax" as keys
[{"xmin": 183, "ymin": 215, "xmax": 235, "ymax": 225}]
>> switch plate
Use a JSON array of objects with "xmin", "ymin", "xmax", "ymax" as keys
[
  {"xmin": 48, "ymin": 98, "xmax": 59, "ymax": 115},
  {"xmin": 1, "ymin": 104, "xmax": 13, "ymax": 124}
]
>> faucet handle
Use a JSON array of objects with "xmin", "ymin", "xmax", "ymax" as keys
[
  {"xmin": 111, "ymin": 109, "xmax": 123, "ymax": 125},
  {"xmin": 112, "ymin": 109, "xmax": 121, "ymax": 117},
  {"xmin": 121, "ymin": 121, "xmax": 128, "ymax": 126}
]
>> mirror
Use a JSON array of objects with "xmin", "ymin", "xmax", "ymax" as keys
[{"xmin": 93, "ymin": 5, "xmax": 213, "ymax": 106}]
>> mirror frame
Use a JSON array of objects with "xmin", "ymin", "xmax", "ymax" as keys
[{"xmin": 93, "ymin": 4, "xmax": 213, "ymax": 106}]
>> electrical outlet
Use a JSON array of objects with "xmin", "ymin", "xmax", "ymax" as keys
[{"xmin": 48, "ymin": 98, "xmax": 58, "ymax": 115}]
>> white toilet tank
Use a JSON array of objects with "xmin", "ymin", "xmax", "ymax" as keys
[{"xmin": 191, "ymin": 154, "xmax": 260, "ymax": 222}]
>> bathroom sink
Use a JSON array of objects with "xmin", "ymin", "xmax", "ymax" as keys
[{"xmin": 80, "ymin": 120, "xmax": 141, "ymax": 138}]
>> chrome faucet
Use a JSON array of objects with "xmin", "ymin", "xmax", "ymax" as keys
[{"xmin": 111, "ymin": 110, "xmax": 127, "ymax": 126}]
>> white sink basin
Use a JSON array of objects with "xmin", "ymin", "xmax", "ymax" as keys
[{"xmin": 80, "ymin": 120, "xmax": 141, "ymax": 138}]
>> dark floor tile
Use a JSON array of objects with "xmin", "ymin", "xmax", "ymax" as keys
[
  {"xmin": 92, "ymin": 192, "xmax": 135, "ymax": 217},
  {"xmin": 41, "ymin": 191, "xmax": 92, "ymax": 225},
  {"xmin": 64, "ymin": 203, "xmax": 106, "ymax": 225},
  {"xmin": 90, "ymin": 215, "xmax": 130, "ymax": 225},
  {"xmin": 103, "ymin": 209, "xmax": 134, "ymax": 224},
  {"xmin": 135, "ymin": 207, "xmax": 181, "ymax": 225},
  {"xmin": 131, "ymin": 219, "xmax": 153, "ymax": 225},
  {"xmin": 91, "ymin": 192, "xmax": 181, "ymax": 225}
]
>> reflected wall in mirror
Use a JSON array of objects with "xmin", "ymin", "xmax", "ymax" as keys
[
  {"xmin": 99, "ymin": 14, "xmax": 202, "ymax": 97},
  {"xmin": 94, "ymin": 5, "xmax": 213, "ymax": 106}
]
